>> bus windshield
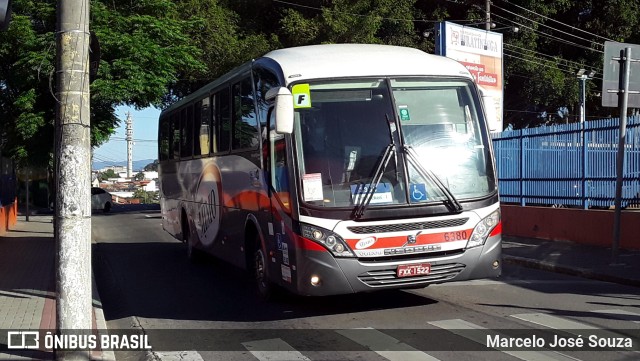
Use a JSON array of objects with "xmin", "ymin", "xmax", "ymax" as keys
[{"xmin": 293, "ymin": 78, "xmax": 495, "ymax": 209}]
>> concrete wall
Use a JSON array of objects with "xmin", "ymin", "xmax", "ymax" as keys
[
  {"xmin": 0, "ymin": 199, "xmax": 18, "ymax": 236},
  {"xmin": 502, "ymin": 204, "xmax": 640, "ymax": 250}
]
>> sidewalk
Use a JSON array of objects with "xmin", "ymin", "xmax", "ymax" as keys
[
  {"xmin": 0, "ymin": 215, "xmax": 113, "ymax": 361},
  {"xmin": 502, "ymin": 235, "xmax": 640, "ymax": 287}
]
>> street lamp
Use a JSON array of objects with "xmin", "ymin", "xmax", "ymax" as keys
[{"xmin": 577, "ymin": 69, "xmax": 595, "ymax": 123}]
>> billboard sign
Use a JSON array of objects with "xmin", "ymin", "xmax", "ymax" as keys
[{"xmin": 435, "ymin": 21, "xmax": 504, "ymax": 132}]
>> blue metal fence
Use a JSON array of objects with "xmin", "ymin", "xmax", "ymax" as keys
[{"xmin": 491, "ymin": 117, "xmax": 640, "ymax": 208}]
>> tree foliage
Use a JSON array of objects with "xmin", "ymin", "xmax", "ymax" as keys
[
  {"xmin": 0, "ymin": 0, "xmax": 204, "ymax": 166},
  {"xmin": 2, "ymin": 0, "xmax": 640, "ymax": 169}
]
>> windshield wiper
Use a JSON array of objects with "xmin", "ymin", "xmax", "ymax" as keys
[
  {"xmin": 353, "ymin": 143, "xmax": 395, "ymax": 219},
  {"xmin": 404, "ymin": 145, "xmax": 463, "ymax": 213}
]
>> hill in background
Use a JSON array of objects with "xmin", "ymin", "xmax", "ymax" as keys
[{"xmin": 92, "ymin": 159, "xmax": 156, "ymax": 172}]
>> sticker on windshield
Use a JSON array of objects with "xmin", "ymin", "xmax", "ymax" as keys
[
  {"xmin": 292, "ymin": 84, "xmax": 311, "ymax": 108},
  {"xmin": 409, "ymin": 183, "xmax": 428, "ymax": 202},
  {"xmin": 398, "ymin": 105, "xmax": 411, "ymax": 121},
  {"xmin": 303, "ymin": 173, "xmax": 323, "ymax": 201},
  {"xmin": 351, "ymin": 183, "xmax": 393, "ymax": 204}
]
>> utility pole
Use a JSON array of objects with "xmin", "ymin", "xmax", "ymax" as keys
[
  {"xmin": 126, "ymin": 112, "xmax": 133, "ymax": 178},
  {"xmin": 486, "ymin": 0, "xmax": 491, "ymax": 30},
  {"xmin": 55, "ymin": 0, "xmax": 92, "ymax": 359}
]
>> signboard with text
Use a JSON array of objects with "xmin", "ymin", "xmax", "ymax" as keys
[{"xmin": 435, "ymin": 22, "xmax": 504, "ymax": 132}]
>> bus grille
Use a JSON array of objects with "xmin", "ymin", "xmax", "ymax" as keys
[
  {"xmin": 347, "ymin": 218, "xmax": 469, "ymax": 234},
  {"xmin": 357, "ymin": 263, "xmax": 466, "ymax": 287}
]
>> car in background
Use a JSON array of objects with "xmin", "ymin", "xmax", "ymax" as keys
[{"xmin": 91, "ymin": 187, "xmax": 112, "ymax": 213}]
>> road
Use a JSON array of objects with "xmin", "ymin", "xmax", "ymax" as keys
[{"xmin": 91, "ymin": 207, "xmax": 640, "ymax": 361}]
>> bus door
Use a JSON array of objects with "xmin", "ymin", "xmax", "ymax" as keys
[{"xmin": 266, "ymin": 109, "xmax": 297, "ymax": 287}]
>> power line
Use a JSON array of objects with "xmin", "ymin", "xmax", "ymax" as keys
[
  {"xmin": 499, "ymin": 0, "xmax": 614, "ymax": 43},
  {"xmin": 490, "ymin": 12, "xmax": 604, "ymax": 54},
  {"xmin": 491, "ymin": 3, "xmax": 604, "ymax": 49},
  {"xmin": 504, "ymin": 43, "xmax": 593, "ymax": 69}
]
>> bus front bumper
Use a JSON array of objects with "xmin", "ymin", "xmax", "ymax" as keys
[{"xmin": 294, "ymin": 234, "xmax": 502, "ymax": 296}]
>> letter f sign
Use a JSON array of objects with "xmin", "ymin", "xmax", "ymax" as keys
[{"xmin": 292, "ymin": 84, "xmax": 311, "ymax": 108}]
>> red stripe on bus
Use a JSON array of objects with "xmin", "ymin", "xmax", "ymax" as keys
[
  {"xmin": 489, "ymin": 221, "xmax": 502, "ymax": 237},
  {"xmin": 345, "ymin": 228, "xmax": 475, "ymax": 249},
  {"xmin": 294, "ymin": 234, "xmax": 328, "ymax": 252}
]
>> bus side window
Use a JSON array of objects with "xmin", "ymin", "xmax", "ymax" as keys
[
  {"xmin": 232, "ymin": 77, "xmax": 259, "ymax": 150},
  {"xmin": 194, "ymin": 98, "xmax": 210, "ymax": 156},
  {"xmin": 253, "ymin": 68, "xmax": 280, "ymax": 140},
  {"xmin": 181, "ymin": 106, "xmax": 193, "ymax": 159},
  {"xmin": 216, "ymin": 87, "xmax": 231, "ymax": 153},
  {"xmin": 171, "ymin": 112, "xmax": 180, "ymax": 160},
  {"xmin": 159, "ymin": 116, "xmax": 170, "ymax": 161}
]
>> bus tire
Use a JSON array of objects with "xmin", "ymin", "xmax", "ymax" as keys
[
  {"xmin": 183, "ymin": 211, "xmax": 200, "ymax": 262},
  {"xmin": 253, "ymin": 238, "xmax": 275, "ymax": 301}
]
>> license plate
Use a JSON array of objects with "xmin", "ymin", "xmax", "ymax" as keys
[{"xmin": 397, "ymin": 263, "xmax": 431, "ymax": 278}]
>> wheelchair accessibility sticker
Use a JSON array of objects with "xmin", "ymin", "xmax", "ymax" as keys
[{"xmin": 410, "ymin": 183, "xmax": 428, "ymax": 202}]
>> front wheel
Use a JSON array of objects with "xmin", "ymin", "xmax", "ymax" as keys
[{"xmin": 254, "ymin": 246, "xmax": 276, "ymax": 300}]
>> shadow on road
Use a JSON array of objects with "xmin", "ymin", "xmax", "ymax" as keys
[{"xmin": 92, "ymin": 240, "xmax": 436, "ymax": 323}]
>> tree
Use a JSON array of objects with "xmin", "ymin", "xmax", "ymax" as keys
[
  {"xmin": 99, "ymin": 169, "xmax": 117, "ymax": 181},
  {"xmin": 0, "ymin": 0, "xmax": 205, "ymax": 166},
  {"xmin": 144, "ymin": 160, "xmax": 158, "ymax": 172},
  {"xmin": 134, "ymin": 171, "xmax": 145, "ymax": 181}
]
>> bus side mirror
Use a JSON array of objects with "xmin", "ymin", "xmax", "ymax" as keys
[{"xmin": 266, "ymin": 87, "xmax": 294, "ymax": 134}]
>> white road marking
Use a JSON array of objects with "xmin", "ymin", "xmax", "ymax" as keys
[
  {"xmin": 512, "ymin": 313, "xmax": 637, "ymax": 352},
  {"xmin": 152, "ymin": 351, "xmax": 205, "ymax": 361},
  {"xmin": 429, "ymin": 319, "xmax": 580, "ymax": 361},
  {"xmin": 593, "ymin": 309, "xmax": 640, "ymax": 323},
  {"xmin": 337, "ymin": 328, "xmax": 441, "ymax": 361},
  {"xmin": 511, "ymin": 313, "xmax": 597, "ymax": 330},
  {"xmin": 242, "ymin": 338, "xmax": 311, "ymax": 361}
]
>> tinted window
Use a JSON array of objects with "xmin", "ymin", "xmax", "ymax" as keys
[
  {"xmin": 159, "ymin": 116, "xmax": 170, "ymax": 161},
  {"xmin": 254, "ymin": 68, "xmax": 280, "ymax": 138},
  {"xmin": 232, "ymin": 77, "xmax": 259, "ymax": 150},
  {"xmin": 180, "ymin": 106, "xmax": 193, "ymax": 158},
  {"xmin": 216, "ymin": 87, "xmax": 231, "ymax": 152},
  {"xmin": 171, "ymin": 113, "xmax": 180, "ymax": 159}
]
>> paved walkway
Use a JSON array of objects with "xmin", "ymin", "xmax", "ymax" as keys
[
  {"xmin": 0, "ymin": 214, "xmax": 638, "ymax": 360},
  {"xmin": 0, "ymin": 215, "xmax": 113, "ymax": 361}
]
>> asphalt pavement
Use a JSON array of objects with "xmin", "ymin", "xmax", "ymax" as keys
[{"xmin": 1, "ymin": 207, "xmax": 639, "ymax": 360}]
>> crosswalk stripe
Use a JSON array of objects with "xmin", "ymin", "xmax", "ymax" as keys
[
  {"xmin": 593, "ymin": 309, "xmax": 640, "ymax": 323},
  {"xmin": 242, "ymin": 338, "xmax": 311, "ymax": 361},
  {"xmin": 511, "ymin": 313, "xmax": 597, "ymax": 330},
  {"xmin": 512, "ymin": 313, "xmax": 637, "ymax": 352},
  {"xmin": 337, "ymin": 328, "xmax": 441, "ymax": 361},
  {"xmin": 429, "ymin": 319, "xmax": 579, "ymax": 361},
  {"xmin": 152, "ymin": 351, "xmax": 205, "ymax": 361}
]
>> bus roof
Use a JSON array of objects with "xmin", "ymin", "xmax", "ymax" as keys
[
  {"xmin": 161, "ymin": 44, "xmax": 474, "ymax": 116},
  {"xmin": 262, "ymin": 44, "xmax": 473, "ymax": 85}
]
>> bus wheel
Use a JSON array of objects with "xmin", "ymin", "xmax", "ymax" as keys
[
  {"xmin": 183, "ymin": 214, "xmax": 200, "ymax": 262},
  {"xmin": 254, "ymin": 244, "xmax": 275, "ymax": 300}
]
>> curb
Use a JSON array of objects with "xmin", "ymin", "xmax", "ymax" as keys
[
  {"xmin": 92, "ymin": 272, "xmax": 116, "ymax": 361},
  {"xmin": 503, "ymin": 255, "xmax": 640, "ymax": 288}
]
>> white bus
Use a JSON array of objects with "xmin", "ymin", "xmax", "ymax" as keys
[{"xmin": 158, "ymin": 44, "xmax": 501, "ymax": 298}]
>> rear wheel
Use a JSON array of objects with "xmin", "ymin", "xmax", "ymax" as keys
[
  {"xmin": 103, "ymin": 202, "xmax": 111, "ymax": 213},
  {"xmin": 183, "ymin": 213, "xmax": 200, "ymax": 262}
]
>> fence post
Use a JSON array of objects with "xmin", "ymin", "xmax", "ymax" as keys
[
  {"xmin": 582, "ymin": 122, "xmax": 588, "ymax": 209},
  {"xmin": 520, "ymin": 132, "xmax": 526, "ymax": 206}
]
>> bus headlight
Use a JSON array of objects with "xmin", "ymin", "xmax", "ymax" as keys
[
  {"xmin": 466, "ymin": 209, "xmax": 500, "ymax": 249},
  {"xmin": 300, "ymin": 224, "xmax": 354, "ymax": 257}
]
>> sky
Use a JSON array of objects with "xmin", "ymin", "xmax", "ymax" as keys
[{"xmin": 93, "ymin": 106, "xmax": 161, "ymax": 165}]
